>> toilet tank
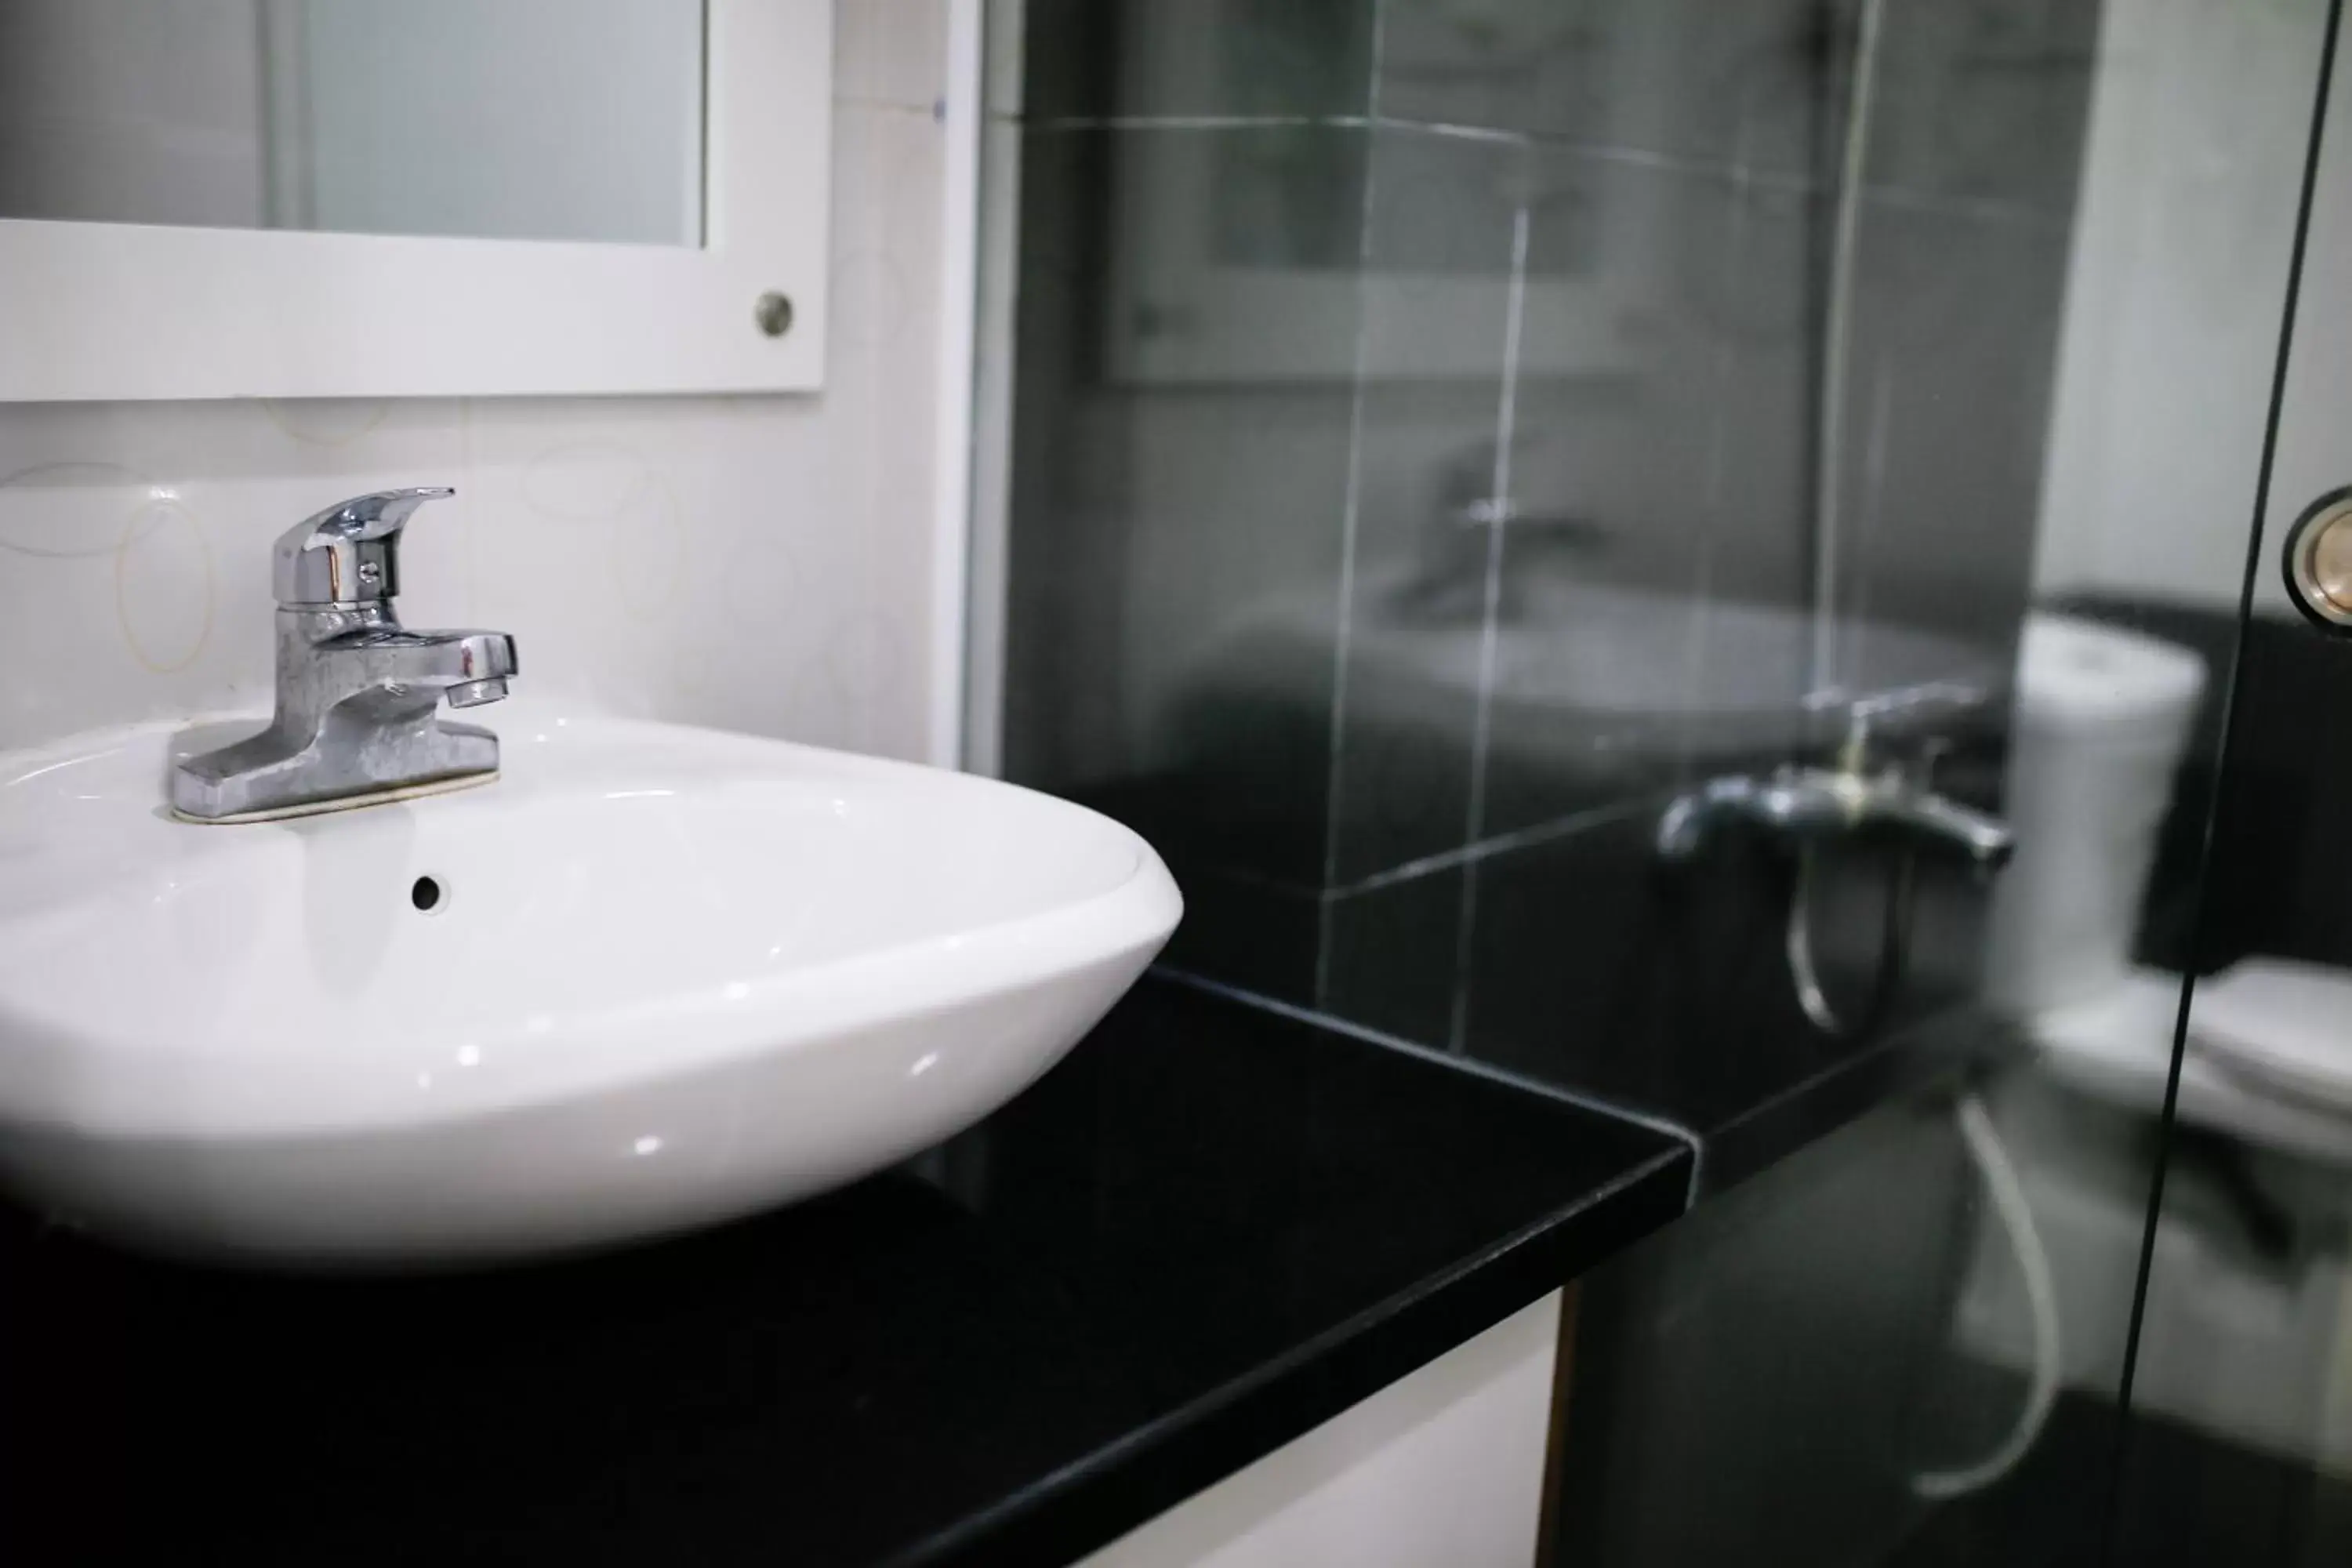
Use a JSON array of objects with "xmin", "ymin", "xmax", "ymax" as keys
[{"xmin": 1985, "ymin": 614, "xmax": 2208, "ymax": 1013}]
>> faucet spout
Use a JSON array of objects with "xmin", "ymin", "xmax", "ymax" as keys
[
  {"xmin": 1873, "ymin": 789, "xmax": 2014, "ymax": 871},
  {"xmin": 299, "ymin": 619, "xmax": 518, "ymax": 715}
]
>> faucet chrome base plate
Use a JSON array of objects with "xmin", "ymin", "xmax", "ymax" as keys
[
  {"xmin": 168, "ymin": 768, "xmax": 498, "ymax": 826},
  {"xmin": 170, "ymin": 709, "xmax": 503, "ymax": 821}
]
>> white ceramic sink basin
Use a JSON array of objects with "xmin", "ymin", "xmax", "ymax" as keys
[
  {"xmin": 1189, "ymin": 567, "xmax": 1999, "ymax": 767},
  {"xmin": 0, "ymin": 702, "xmax": 1179, "ymax": 1267}
]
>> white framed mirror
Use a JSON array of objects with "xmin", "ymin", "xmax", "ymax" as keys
[{"xmin": 0, "ymin": 0, "xmax": 831, "ymax": 401}]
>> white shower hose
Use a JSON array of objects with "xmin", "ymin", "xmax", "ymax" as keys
[
  {"xmin": 1785, "ymin": 863, "xmax": 2063, "ymax": 1498},
  {"xmin": 1911, "ymin": 1089, "xmax": 2063, "ymax": 1500}
]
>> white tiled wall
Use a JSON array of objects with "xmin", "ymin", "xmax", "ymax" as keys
[{"xmin": 0, "ymin": 2, "xmax": 949, "ymax": 757}]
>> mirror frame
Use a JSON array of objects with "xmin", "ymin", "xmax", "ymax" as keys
[{"xmin": 0, "ymin": 0, "xmax": 829, "ymax": 402}]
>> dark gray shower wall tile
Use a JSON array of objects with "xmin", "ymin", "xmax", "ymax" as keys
[
  {"xmin": 1160, "ymin": 864, "xmax": 1327, "ymax": 1006},
  {"xmin": 1699, "ymin": 178, "xmax": 1820, "ymax": 618},
  {"xmin": 1320, "ymin": 865, "xmax": 1466, "ymax": 1047},
  {"xmin": 1828, "ymin": 194, "xmax": 2071, "ymax": 699},
  {"xmin": 1863, "ymin": 0, "xmax": 2100, "ymax": 216},
  {"xmin": 1457, "ymin": 804, "xmax": 1830, "ymax": 1131},
  {"xmin": 1322, "ymin": 380, "xmax": 1523, "ymax": 889},
  {"xmin": 1002, "ymin": 129, "xmax": 1127, "ymax": 790},
  {"xmin": 1529, "ymin": 159, "xmax": 1819, "ymax": 606},
  {"xmin": 1377, "ymin": 0, "xmax": 1848, "ymax": 182},
  {"xmin": 1324, "ymin": 129, "xmax": 1525, "ymax": 887},
  {"xmin": 1475, "ymin": 153, "xmax": 1821, "ymax": 840},
  {"xmin": 1000, "ymin": 126, "xmax": 1370, "ymax": 898},
  {"xmin": 1078, "ymin": 379, "xmax": 1366, "ymax": 885},
  {"xmin": 1373, "ymin": 0, "xmax": 1604, "ymax": 140},
  {"xmin": 1022, "ymin": 0, "xmax": 1376, "ymax": 122}
]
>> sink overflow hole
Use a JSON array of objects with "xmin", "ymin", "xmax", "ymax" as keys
[{"xmin": 410, "ymin": 876, "xmax": 444, "ymax": 914}]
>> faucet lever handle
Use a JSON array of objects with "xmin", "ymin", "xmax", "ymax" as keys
[{"xmin": 272, "ymin": 486, "xmax": 456, "ymax": 608}]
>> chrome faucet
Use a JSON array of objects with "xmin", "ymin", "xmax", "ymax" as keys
[
  {"xmin": 1396, "ymin": 434, "xmax": 1609, "ymax": 621},
  {"xmin": 170, "ymin": 487, "xmax": 519, "ymax": 821},
  {"xmin": 1654, "ymin": 681, "xmax": 2015, "ymax": 872}
]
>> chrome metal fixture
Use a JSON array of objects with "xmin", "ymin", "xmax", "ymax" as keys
[
  {"xmin": 2284, "ymin": 486, "xmax": 2352, "ymax": 632},
  {"xmin": 1658, "ymin": 681, "xmax": 2014, "ymax": 1038},
  {"xmin": 1655, "ymin": 681, "xmax": 2015, "ymax": 873},
  {"xmin": 1398, "ymin": 434, "xmax": 1608, "ymax": 619},
  {"xmin": 169, "ymin": 487, "xmax": 519, "ymax": 821}
]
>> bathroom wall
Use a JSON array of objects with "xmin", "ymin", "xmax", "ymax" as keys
[
  {"xmin": 2027, "ymin": 0, "xmax": 2352, "ymax": 974},
  {"xmin": 0, "ymin": 0, "xmax": 950, "ymax": 760},
  {"xmin": 991, "ymin": 0, "xmax": 2095, "ymax": 1142},
  {"xmin": 2034, "ymin": 0, "xmax": 2334, "ymax": 616}
]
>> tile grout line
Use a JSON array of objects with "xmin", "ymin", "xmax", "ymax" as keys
[
  {"xmin": 1038, "ymin": 112, "xmax": 1378, "ymax": 131},
  {"xmin": 1846, "ymin": 361, "xmax": 1897, "ymax": 678},
  {"xmin": 1808, "ymin": 0, "xmax": 1887, "ymax": 696},
  {"xmin": 1327, "ymin": 797, "xmax": 1653, "ymax": 900},
  {"xmin": 833, "ymin": 94, "xmax": 952, "ymax": 116},
  {"xmin": 1012, "ymin": 117, "xmax": 2071, "ymax": 230},
  {"xmin": 1445, "ymin": 183, "xmax": 1532, "ymax": 1054},
  {"xmin": 1312, "ymin": 0, "xmax": 1388, "ymax": 1011},
  {"xmin": 1160, "ymin": 968, "xmax": 1707, "ymax": 1193}
]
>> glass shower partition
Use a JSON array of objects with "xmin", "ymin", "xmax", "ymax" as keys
[
  {"xmin": 2101, "ymin": 0, "xmax": 2352, "ymax": 1559},
  {"xmin": 1454, "ymin": 0, "xmax": 2352, "ymax": 1562},
  {"xmin": 992, "ymin": 0, "xmax": 2350, "ymax": 1561}
]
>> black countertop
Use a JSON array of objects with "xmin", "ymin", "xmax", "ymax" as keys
[{"xmin": 0, "ymin": 976, "xmax": 1690, "ymax": 1568}]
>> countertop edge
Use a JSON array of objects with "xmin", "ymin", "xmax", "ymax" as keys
[{"xmin": 898, "ymin": 1143, "xmax": 1693, "ymax": 1568}]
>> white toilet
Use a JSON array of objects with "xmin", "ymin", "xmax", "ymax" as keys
[
  {"xmin": 1987, "ymin": 613, "xmax": 2206, "ymax": 1016},
  {"xmin": 1957, "ymin": 612, "xmax": 2352, "ymax": 1477},
  {"xmin": 1991, "ymin": 612, "xmax": 2352, "ymax": 1164}
]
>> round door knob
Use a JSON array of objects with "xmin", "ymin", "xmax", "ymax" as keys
[{"xmin": 2284, "ymin": 488, "xmax": 2352, "ymax": 631}]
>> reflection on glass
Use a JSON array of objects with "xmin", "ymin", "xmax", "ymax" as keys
[
  {"xmin": 2099, "ymin": 0, "xmax": 2352, "ymax": 1549},
  {"xmin": 0, "ymin": 0, "xmax": 706, "ymax": 246},
  {"xmin": 1002, "ymin": 0, "xmax": 2349, "ymax": 1558},
  {"xmin": 1953, "ymin": 0, "xmax": 2348, "ymax": 1562}
]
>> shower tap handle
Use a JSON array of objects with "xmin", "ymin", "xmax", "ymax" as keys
[{"xmin": 1661, "ymin": 676, "xmax": 2010, "ymax": 872}]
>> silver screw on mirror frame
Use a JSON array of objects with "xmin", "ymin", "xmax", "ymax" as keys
[{"xmin": 754, "ymin": 290, "xmax": 794, "ymax": 338}]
